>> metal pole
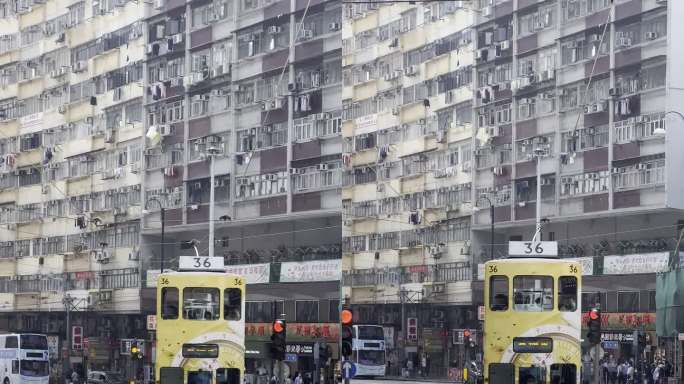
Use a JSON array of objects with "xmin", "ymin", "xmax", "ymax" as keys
[
  {"xmin": 593, "ymin": 344, "xmax": 601, "ymax": 384},
  {"xmin": 63, "ymin": 294, "xmax": 72, "ymax": 379},
  {"xmin": 532, "ymin": 152, "xmax": 542, "ymax": 242},
  {"xmin": 160, "ymin": 207, "xmax": 165, "ymax": 273},
  {"xmin": 489, "ymin": 204, "xmax": 494, "ymax": 260},
  {"xmin": 400, "ymin": 289, "xmax": 406, "ymax": 363},
  {"xmin": 209, "ymin": 154, "xmax": 215, "ymax": 257}
]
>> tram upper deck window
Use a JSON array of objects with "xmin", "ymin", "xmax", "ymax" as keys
[
  {"xmin": 183, "ymin": 287, "xmax": 220, "ymax": 320},
  {"xmin": 161, "ymin": 287, "xmax": 179, "ymax": 319},
  {"xmin": 513, "ymin": 276, "xmax": 553, "ymax": 312},
  {"xmin": 489, "ymin": 276, "xmax": 509, "ymax": 311},
  {"xmin": 224, "ymin": 288, "xmax": 242, "ymax": 320},
  {"xmin": 558, "ymin": 276, "xmax": 578, "ymax": 312}
]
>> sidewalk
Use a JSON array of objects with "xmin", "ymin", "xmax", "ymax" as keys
[{"xmin": 372, "ymin": 376, "xmax": 459, "ymax": 383}]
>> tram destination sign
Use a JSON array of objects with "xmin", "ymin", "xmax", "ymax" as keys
[
  {"xmin": 182, "ymin": 343, "xmax": 219, "ymax": 358},
  {"xmin": 512, "ymin": 337, "xmax": 553, "ymax": 353},
  {"xmin": 178, "ymin": 256, "xmax": 225, "ymax": 271},
  {"xmin": 508, "ymin": 241, "xmax": 558, "ymax": 257}
]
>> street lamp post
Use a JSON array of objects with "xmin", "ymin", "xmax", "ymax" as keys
[
  {"xmin": 144, "ymin": 198, "xmax": 165, "ymax": 273},
  {"xmin": 476, "ymin": 195, "xmax": 495, "ymax": 261}
]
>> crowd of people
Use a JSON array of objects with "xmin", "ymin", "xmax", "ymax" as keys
[{"xmin": 581, "ymin": 354, "xmax": 674, "ymax": 384}]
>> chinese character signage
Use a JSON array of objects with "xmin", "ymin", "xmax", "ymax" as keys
[
  {"xmin": 225, "ymin": 263, "xmax": 270, "ymax": 284},
  {"xmin": 603, "ymin": 253, "xmax": 668, "ymax": 275},
  {"xmin": 581, "ymin": 312, "xmax": 656, "ymax": 331},
  {"xmin": 280, "ymin": 260, "xmax": 341, "ymax": 282},
  {"xmin": 285, "ymin": 343, "xmax": 314, "ymax": 355},
  {"xmin": 246, "ymin": 323, "xmax": 340, "ymax": 342}
]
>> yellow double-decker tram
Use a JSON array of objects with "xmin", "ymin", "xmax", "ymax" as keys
[
  {"xmin": 483, "ymin": 256, "xmax": 581, "ymax": 384},
  {"xmin": 155, "ymin": 256, "xmax": 245, "ymax": 384}
]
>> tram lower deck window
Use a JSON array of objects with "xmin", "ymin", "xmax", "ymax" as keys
[
  {"xmin": 513, "ymin": 276, "xmax": 553, "ymax": 312},
  {"xmin": 519, "ymin": 366, "xmax": 545, "ymax": 384},
  {"xmin": 184, "ymin": 287, "xmax": 220, "ymax": 320},
  {"xmin": 550, "ymin": 364, "xmax": 576, "ymax": 384},
  {"xmin": 217, "ymin": 368, "xmax": 240, "ymax": 384},
  {"xmin": 160, "ymin": 367, "xmax": 183, "ymax": 384}
]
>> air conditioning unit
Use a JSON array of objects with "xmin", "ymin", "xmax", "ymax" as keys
[
  {"xmin": 329, "ymin": 23, "xmax": 341, "ymax": 31},
  {"xmin": 58, "ymin": 105, "xmax": 67, "ymax": 114},
  {"xmin": 73, "ymin": 61, "xmax": 87, "ymax": 73},
  {"xmin": 391, "ymin": 106, "xmax": 401, "ymax": 116},
  {"xmin": 104, "ymin": 130, "xmax": 115, "ymax": 143},
  {"xmin": 101, "ymin": 169, "xmax": 116, "ymax": 180},
  {"xmin": 41, "ymin": 185, "xmax": 49, "ymax": 194},
  {"xmin": 154, "ymin": 0, "xmax": 164, "ymax": 9},
  {"xmin": 636, "ymin": 163, "xmax": 647, "ymax": 170},
  {"xmin": 499, "ymin": 40, "xmax": 510, "ymax": 50},
  {"xmin": 405, "ymin": 65, "xmax": 418, "ymax": 76},
  {"xmin": 95, "ymin": 250, "xmax": 110, "ymax": 263},
  {"xmin": 317, "ymin": 163, "xmax": 329, "ymax": 171},
  {"xmin": 171, "ymin": 34, "xmax": 182, "ymax": 44},
  {"xmin": 300, "ymin": 30, "xmax": 314, "ymax": 40},
  {"xmin": 646, "ymin": 32, "xmax": 658, "ymax": 40},
  {"xmin": 492, "ymin": 166, "xmax": 504, "ymax": 176},
  {"xmin": 159, "ymin": 125, "xmax": 173, "ymax": 136}
]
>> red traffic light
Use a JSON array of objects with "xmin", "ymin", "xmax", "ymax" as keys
[
  {"xmin": 589, "ymin": 310, "xmax": 599, "ymax": 320},
  {"xmin": 341, "ymin": 309, "xmax": 353, "ymax": 325},
  {"xmin": 273, "ymin": 320, "xmax": 285, "ymax": 333}
]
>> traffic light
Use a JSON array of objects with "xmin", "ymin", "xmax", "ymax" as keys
[
  {"xmin": 341, "ymin": 306, "xmax": 353, "ymax": 358},
  {"xmin": 130, "ymin": 341, "xmax": 143, "ymax": 359},
  {"xmin": 586, "ymin": 308, "xmax": 601, "ymax": 345},
  {"xmin": 463, "ymin": 329, "xmax": 471, "ymax": 345},
  {"xmin": 270, "ymin": 319, "xmax": 286, "ymax": 360},
  {"xmin": 316, "ymin": 342, "xmax": 330, "ymax": 363}
]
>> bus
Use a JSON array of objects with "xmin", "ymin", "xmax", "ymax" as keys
[
  {"xmin": 484, "ymin": 258, "xmax": 581, "ymax": 384},
  {"xmin": 155, "ymin": 256, "xmax": 245, "ymax": 384},
  {"xmin": 352, "ymin": 325, "xmax": 386, "ymax": 377},
  {"xmin": 0, "ymin": 333, "xmax": 50, "ymax": 384}
]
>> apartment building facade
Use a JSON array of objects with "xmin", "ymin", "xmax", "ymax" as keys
[
  {"xmin": 138, "ymin": 0, "xmax": 343, "ymax": 378},
  {"xmin": 466, "ymin": 0, "xmax": 684, "ymax": 365},
  {"xmin": 341, "ymin": 2, "xmax": 479, "ymax": 377},
  {"xmin": 0, "ymin": 0, "xmax": 148, "ymax": 377}
]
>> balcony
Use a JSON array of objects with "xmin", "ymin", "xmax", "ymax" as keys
[
  {"xmin": 613, "ymin": 165, "xmax": 665, "ymax": 191},
  {"xmin": 224, "ymin": 243, "xmax": 341, "ymax": 265},
  {"xmin": 293, "ymin": 169, "xmax": 343, "ymax": 193},
  {"xmin": 343, "ymin": 262, "xmax": 472, "ymax": 287},
  {"xmin": 0, "ymin": 269, "xmax": 141, "ymax": 294}
]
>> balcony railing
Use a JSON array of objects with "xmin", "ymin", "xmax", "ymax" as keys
[
  {"xmin": 293, "ymin": 169, "xmax": 343, "ymax": 193},
  {"xmin": 613, "ymin": 166, "xmax": 665, "ymax": 191},
  {"xmin": 224, "ymin": 244, "xmax": 341, "ymax": 265},
  {"xmin": 0, "ymin": 268, "xmax": 140, "ymax": 294},
  {"xmin": 343, "ymin": 262, "xmax": 472, "ymax": 287}
]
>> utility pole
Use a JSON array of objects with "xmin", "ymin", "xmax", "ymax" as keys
[
  {"xmin": 63, "ymin": 294, "xmax": 73, "ymax": 379},
  {"xmin": 530, "ymin": 139, "xmax": 549, "ymax": 242},
  {"xmin": 207, "ymin": 138, "xmax": 221, "ymax": 258},
  {"xmin": 400, "ymin": 289, "xmax": 406, "ymax": 362}
]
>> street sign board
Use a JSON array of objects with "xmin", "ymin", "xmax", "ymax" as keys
[
  {"xmin": 678, "ymin": 333, "xmax": 684, "ymax": 341},
  {"xmin": 509, "ymin": 241, "xmax": 558, "ymax": 257},
  {"xmin": 453, "ymin": 329, "xmax": 464, "ymax": 345},
  {"xmin": 178, "ymin": 256, "xmax": 225, "ymax": 271},
  {"xmin": 147, "ymin": 315, "xmax": 157, "ymax": 330},
  {"xmin": 602, "ymin": 341, "xmax": 619, "ymax": 350},
  {"xmin": 478, "ymin": 306, "xmax": 485, "ymax": 321},
  {"xmin": 284, "ymin": 353, "xmax": 298, "ymax": 362},
  {"xmin": 72, "ymin": 326, "xmax": 83, "ymax": 350},
  {"xmin": 341, "ymin": 361, "xmax": 356, "ymax": 379}
]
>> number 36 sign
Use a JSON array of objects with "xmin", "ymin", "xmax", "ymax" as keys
[
  {"xmin": 179, "ymin": 256, "xmax": 225, "ymax": 271},
  {"xmin": 508, "ymin": 241, "xmax": 558, "ymax": 257}
]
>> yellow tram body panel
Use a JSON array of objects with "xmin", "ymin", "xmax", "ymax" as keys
[
  {"xmin": 483, "ymin": 258, "xmax": 582, "ymax": 383},
  {"xmin": 155, "ymin": 271, "xmax": 246, "ymax": 384}
]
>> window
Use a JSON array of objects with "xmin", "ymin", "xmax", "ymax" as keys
[
  {"xmin": 295, "ymin": 300, "xmax": 319, "ymax": 322},
  {"xmin": 20, "ymin": 360, "xmax": 48, "ymax": 377},
  {"xmin": 550, "ymin": 364, "xmax": 576, "ymax": 384},
  {"xmin": 489, "ymin": 363, "xmax": 514, "ymax": 383},
  {"xmin": 161, "ymin": 287, "xmax": 179, "ymax": 319},
  {"xmin": 329, "ymin": 299, "xmax": 340, "ymax": 322},
  {"xmin": 224, "ymin": 288, "xmax": 242, "ymax": 320},
  {"xmin": 489, "ymin": 276, "xmax": 509, "ymax": 311},
  {"xmin": 20, "ymin": 334, "xmax": 47, "ymax": 350},
  {"xmin": 519, "ymin": 366, "xmax": 545, "ymax": 384},
  {"xmin": 188, "ymin": 371, "xmax": 212, "ymax": 384},
  {"xmin": 160, "ymin": 367, "xmax": 184, "ymax": 384},
  {"xmin": 648, "ymin": 290, "xmax": 656, "ymax": 311},
  {"xmin": 513, "ymin": 276, "xmax": 553, "ymax": 311},
  {"xmin": 184, "ymin": 287, "xmax": 220, "ymax": 320},
  {"xmin": 558, "ymin": 276, "xmax": 578, "ymax": 312},
  {"xmin": 217, "ymin": 368, "xmax": 241, "ymax": 384},
  {"xmin": 617, "ymin": 291, "xmax": 639, "ymax": 312},
  {"xmin": 12, "ymin": 360, "xmax": 18, "ymax": 374},
  {"xmin": 5, "ymin": 336, "xmax": 17, "ymax": 348}
]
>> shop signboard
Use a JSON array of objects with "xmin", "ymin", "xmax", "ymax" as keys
[
  {"xmin": 246, "ymin": 323, "xmax": 340, "ymax": 342},
  {"xmin": 280, "ymin": 260, "xmax": 341, "ymax": 282},
  {"xmin": 225, "ymin": 263, "xmax": 270, "ymax": 284},
  {"xmin": 285, "ymin": 343, "xmax": 314, "ymax": 356},
  {"xmin": 580, "ymin": 312, "xmax": 656, "ymax": 331}
]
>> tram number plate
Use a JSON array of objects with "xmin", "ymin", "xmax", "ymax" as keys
[
  {"xmin": 512, "ymin": 337, "xmax": 553, "ymax": 353},
  {"xmin": 179, "ymin": 256, "xmax": 225, "ymax": 271},
  {"xmin": 508, "ymin": 241, "xmax": 558, "ymax": 257},
  {"xmin": 182, "ymin": 343, "xmax": 219, "ymax": 358}
]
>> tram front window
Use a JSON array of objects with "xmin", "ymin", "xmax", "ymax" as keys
[
  {"xmin": 519, "ymin": 366, "xmax": 545, "ymax": 384},
  {"xmin": 513, "ymin": 276, "xmax": 553, "ymax": 312},
  {"xmin": 558, "ymin": 277, "xmax": 578, "ymax": 312},
  {"xmin": 183, "ymin": 288, "xmax": 220, "ymax": 320},
  {"xmin": 551, "ymin": 364, "xmax": 577, "ymax": 384},
  {"xmin": 189, "ymin": 370, "xmax": 213, "ymax": 384},
  {"xmin": 489, "ymin": 276, "xmax": 509, "ymax": 311},
  {"xmin": 162, "ymin": 287, "xmax": 179, "ymax": 319}
]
